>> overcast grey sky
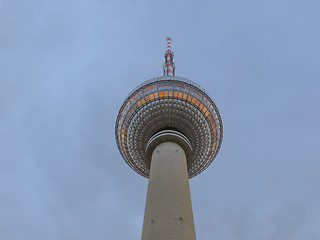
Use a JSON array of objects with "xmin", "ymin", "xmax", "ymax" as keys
[{"xmin": 1, "ymin": 0, "xmax": 319, "ymax": 239}]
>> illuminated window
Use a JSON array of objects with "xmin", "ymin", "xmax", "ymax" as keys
[
  {"xmin": 202, "ymin": 106, "xmax": 208, "ymax": 113},
  {"xmin": 159, "ymin": 91, "xmax": 164, "ymax": 97},
  {"xmin": 188, "ymin": 95, "xmax": 192, "ymax": 101},
  {"xmin": 192, "ymin": 97, "xmax": 197, "ymax": 104},
  {"xmin": 195, "ymin": 100, "xmax": 200, "ymax": 106},
  {"xmin": 137, "ymin": 101, "xmax": 142, "ymax": 107},
  {"xmin": 178, "ymin": 92, "xmax": 183, "ymax": 98},
  {"xmin": 183, "ymin": 93, "xmax": 187, "ymax": 99},
  {"xmin": 148, "ymin": 85, "xmax": 152, "ymax": 90},
  {"xmin": 145, "ymin": 95, "xmax": 150, "ymax": 101},
  {"xmin": 199, "ymin": 103, "xmax": 204, "ymax": 110},
  {"xmin": 130, "ymin": 108, "xmax": 135, "ymax": 113},
  {"xmin": 149, "ymin": 94, "xmax": 154, "ymax": 100},
  {"xmin": 141, "ymin": 98, "xmax": 146, "ymax": 104},
  {"xmin": 121, "ymin": 129, "xmax": 125, "ymax": 134},
  {"xmin": 169, "ymin": 91, "xmax": 173, "ymax": 97},
  {"xmin": 154, "ymin": 92, "xmax": 159, "ymax": 98},
  {"xmin": 174, "ymin": 91, "xmax": 178, "ymax": 97},
  {"xmin": 164, "ymin": 91, "xmax": 169, "ymax": 97}
]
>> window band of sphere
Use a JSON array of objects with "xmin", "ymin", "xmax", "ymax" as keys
[{"xmin": 120, "ymin": 89, "xmax": 217, "ymax": 134}]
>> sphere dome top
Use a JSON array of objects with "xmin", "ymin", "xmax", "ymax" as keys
[{"xmin": 115, "ymin": 76, "xmax": 223, "ymax": 178}]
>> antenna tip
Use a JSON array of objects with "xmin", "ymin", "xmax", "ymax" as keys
[{"xmin": 166, "ymin": 38, "xmax": 172, "ymax": 51}]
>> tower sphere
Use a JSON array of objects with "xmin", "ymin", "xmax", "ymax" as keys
[{"xmin": 115, "ymin": 76, "xmax": 223, "ymax": 178}]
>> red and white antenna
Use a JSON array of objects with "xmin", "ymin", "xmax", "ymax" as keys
[{"xmin": 163, "ymin": 37, "xmax": 175, "ymax": 76}]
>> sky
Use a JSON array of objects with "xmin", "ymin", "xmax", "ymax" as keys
[{"xmin": 0, "ymin": 0, "xmax": 319, "ymax": 239}]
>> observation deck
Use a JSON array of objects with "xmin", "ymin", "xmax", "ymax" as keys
[{"xmin": 115, "ymin": 76, "xmax": 223, "ymax": 178}]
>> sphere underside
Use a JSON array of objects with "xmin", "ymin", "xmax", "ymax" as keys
[{"xmin": 115, "ymin": 76, "xmax": 223, "ymax": 178}]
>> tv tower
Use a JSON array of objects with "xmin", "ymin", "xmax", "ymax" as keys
[{"xmin": 115, "ymin": 38, "xmax": 223, "ymax": 240}]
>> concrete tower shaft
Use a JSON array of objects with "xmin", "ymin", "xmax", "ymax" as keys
[{"xmin": 142, "ymin": 142, "xmax": 196, "ymax": 240}]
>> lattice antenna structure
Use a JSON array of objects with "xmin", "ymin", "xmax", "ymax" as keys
[{"xmin": 163, "ymin": 37, "xmax": 175, "ymax": 76}]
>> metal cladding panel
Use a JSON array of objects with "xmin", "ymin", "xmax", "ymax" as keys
[{"xmin": 115, "ymin": 76, "xmax": 223, "ymax": 178}]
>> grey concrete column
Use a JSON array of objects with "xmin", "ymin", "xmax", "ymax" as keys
[{"xmin": 141, "ymin": 142, "xmax": 196, "ymax": 240}]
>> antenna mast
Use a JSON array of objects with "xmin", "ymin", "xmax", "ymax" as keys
[{"xmin": 163, "ymin": 37, "xmax": 175, "ymax": 76}]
